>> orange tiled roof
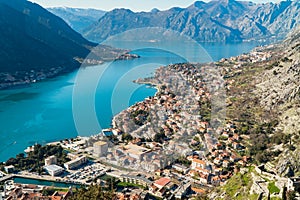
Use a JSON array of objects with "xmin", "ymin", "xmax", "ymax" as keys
[
  {"xmin": 191, "ymin": 187, "xmax": 205, "ymax": 194},
  {"xmin": 212, "ymin": 176, "xmax": 220, "ymax": 181},
  {"xmin": 195, "ymin": 167, "xmax": 209, "ymax": 173},
  {"xmin": 154, "ymin": 177, "xmax": 171, "ymax": 187},
  {"xmin": 51, "ymin": 196, "xmax": 62, "ymax": 200},
  {"xmin": 192, "ymin": 159, "xmax": 206, "ymax": 165}
]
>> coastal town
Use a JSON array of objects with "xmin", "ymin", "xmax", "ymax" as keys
[
  {"xmin": 0, "ymin": 40, "xmax": 299, "ymax": 200},
  {"xmin": 0, "ymin": 66, "xmax": 67, "ymax": 90},
  {"xmin": 0, "ymin": 53, "xmax": 138, "ymax": 90},
  {"xmin": 1, "ymin": 0, "xmax": 300, "ymax": 198}
]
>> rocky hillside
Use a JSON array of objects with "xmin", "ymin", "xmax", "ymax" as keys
[
  {"xmin": 256, "ymin": 27, "xmax": 300, "ymax": 111},
  {"xmin": 0, "ymin": 0, "xmax": 126, "ymax": 88},
  {"xmin": 83, "ymin": 0, "xmax": 300, "ymax": 43},
  {"xmin": 206, "ymin": 26, "xmax": 300, "ymax": 199},
  {"xmin": 255, "ymin": 26, "xmax": 300, "ymax": 177},
  {"xmin": 0, "ymin": 0, "xmax": 97, "ymax": 73},
  {"xmin": 48, "ymin": 7, "xmax": 105, "ymax": 34}
]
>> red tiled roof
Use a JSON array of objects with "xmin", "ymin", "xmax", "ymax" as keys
[
  {"xmin": 192, "ymin": 159, "xmax": 206, "ymax": 165},
  {"xmin": 51, "ymin": 196, "xmax": 62, "ymax": 200},
  {"xmin": 192, "ymin": 187, "xmax": 205, "ymax": 194},
  {"xmin": 212, "ymin": 176, "xmax": 220, "ymax": 181},
  {"xmin": 154, "ymin": 177, "xmax": 171, "ymax": 187},
  {"xmin": 195, "ymin": 167, "xmax": 209, "ymax": 173}
]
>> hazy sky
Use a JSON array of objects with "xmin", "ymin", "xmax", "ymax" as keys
[{"xmin": 30, "ymin": 0, "xmax": 282, "ymax": 11}]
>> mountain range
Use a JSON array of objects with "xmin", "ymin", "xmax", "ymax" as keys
[
  {"xmin": 47, "ymin": 7, "xmax": 105, "ymax": 34},
  {"xmin": 82, "ymin": 0, "xmax": 300, "ymax": 43},
  {"xmin": 1, "ymin": 0, "xmax": 299, "ymax": 88}
]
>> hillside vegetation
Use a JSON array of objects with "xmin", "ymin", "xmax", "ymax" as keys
[{"xmin": 210, "ymin": 26, "xmax": 300, "ymax": 199}]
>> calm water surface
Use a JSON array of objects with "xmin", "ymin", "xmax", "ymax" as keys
[
  {"xmin": 0, "ymin": 42, "xmax": 261, "ymax": 161},
  {"xmin": 13, "ymin": 177, "xmax": 80, "ymax": 188}
]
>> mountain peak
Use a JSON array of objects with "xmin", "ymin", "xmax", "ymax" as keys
[
  {"xmin": 193, "ymin": 1, "xmax": 207, "ymax": 8},
  {"xmin": 83, "ymin": 0, "xmax": 299, "ymax": 44},
  {"xmin": 151, "ymin": 8, "xmax": 160, "ymax": 13}
]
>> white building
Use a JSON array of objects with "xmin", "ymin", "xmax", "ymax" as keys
[
  {"xmin": 123, "ymin": 144, "xmax": 150, "ymax": 161},
  {"xmin": 172, "ymin": 164, "xmax": 189, "ymax": 174},
  {"xmin": 44, "ymin": 165, "xmax": 64, "ymax": 176},
  {"xmin": 175, "ymin": 182, "xmax": 191, "ymax": 199},
  {"xmin": 4, "ymin": 165, "xmax": 15, "ymax": 173},
  {"xmin": 45, "ymin": 155, "xmax": 57, "ymax": 166},
  {"xmin": 120, "ymin": 174, "xmax": 152, "ymax": 187},
  {"xmin": 93, "ymin": 141, "xmax": 108, "ymax": 157},
  {"xmin": 191, "ymin": 159, "xmax": 206, "ymax": 169},
  {"xmin": 64, "ymin": 156, "xmax": 87, "ymax": 170}
]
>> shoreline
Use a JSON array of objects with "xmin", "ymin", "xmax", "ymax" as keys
[
  {"xmin": 133, "ymin": 79, "xmax": 161, "ymax": 94},
  {"xmin": 0, "ymin": 66, "xmax": 73, "ymax": 90},
  {"xmin": 0, "ymin": 53, "xmax": 140, "ymax": 91},
  {"xmin": 0, "ymin": 30, "xmax": 298, "ymax": 199},
  {"xmin": 0, "ymin": 43, "xmax": 270, "ymax": 163},
  {"xmin": 111, "ymin": 79, "xmax": 160, "ymax": 129}
]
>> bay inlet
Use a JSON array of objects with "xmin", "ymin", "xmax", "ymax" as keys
[{"xmin": 0, "ymin": 42, "xmax": 261, "ymax": 161}]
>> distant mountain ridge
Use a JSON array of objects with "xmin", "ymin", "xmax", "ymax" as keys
[
  {"xmin": 83, "ymin": 0, "xmax": 300, "ymax": 43},
  {"xmin": 47, "ymin": 7, "xmax": 106, "ymax": 34}
]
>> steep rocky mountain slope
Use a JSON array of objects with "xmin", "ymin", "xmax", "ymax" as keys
[
  {"xmin": 48, "ymin": 7, "xmax": 105, "ymax": 34},
  {"xmin": 256, "ymin": 27, "xmax": 300, "ymax": 113},
  {"xmin": 206, "ymin": 26, "xmax": 300, "ymax": 199},
  {"xmin": 0, "ymin": 0, "xmax": 125, "ymax": 88},
  {"xmin": 255, "ymin": 27, "xmax": 300, "ymax": 177},
  {"xmin": 83, "ymin": 0, "xmax": 300, "ymax": 43},
  {"xmin": 228, "ymin": 25, "xmax": 300, "ymax": 173},
  {"xmin": 0, "ymin": 0, "xmax": 96, "ymax": 73}
]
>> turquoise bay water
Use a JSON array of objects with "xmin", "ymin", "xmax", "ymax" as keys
[
  {"xmin": 13, "ymin": 177, "xmax": 80, "ymax": 188},
  {"xmin": 0, "ymin": 42, "xmax": 261, "ymax": 161}
]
